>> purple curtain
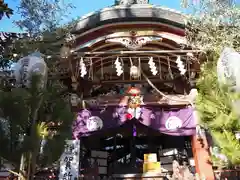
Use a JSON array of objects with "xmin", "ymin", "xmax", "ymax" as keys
[{"xmin": 72, "ymin": 106, "xmax": 196, "ymax": 138}]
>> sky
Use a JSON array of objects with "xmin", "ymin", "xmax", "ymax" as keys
[{"xmin": 0, "ymin": 0, "xmax": 186, "ymax": 33}]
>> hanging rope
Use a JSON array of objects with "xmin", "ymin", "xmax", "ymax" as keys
[
  {"xmin": 101, "ymin": 58, "xmax": 103, "ymax": 79},
  {"xmin": 88, "ymin": 58, "xmax": 91, "ymax": 79},
  {"xmin": 167, "ymin": 56, "xmax": 174, "ymax": 79},
  {"xmin": 188, "ymin": 57, "xmax": 191, "ymax": 82},
  {"xmin": 140, "ymin": 68, "xmax": 193, "ymax": 105},
  {"xmin": 120, "ymin": 57, "xmax": 125, "ymax": 80},
  {"xmin": 158, "ymin": 57, "xmax": 162, "ymax": 79},
  {"xmin": 69, "ymin": 57, "xmax": 76, "ymax": 82},
  {"xmin": 75, "ymin": 58, "xmax": 81, "ymax": 78},
  {"xmin": 111, "ymin": 59, "xmax": 113, "ymax": 79},
  {"xmin": 129, "ymin": 57, "xmax": 133, "ymax": 66},
  {"xmin": 138, "ymin": 57, "xmax": 141, "ymax": 80},
  {"xmin": 91, "ymin": 58, "xmax": 94, "ymax": 80}
]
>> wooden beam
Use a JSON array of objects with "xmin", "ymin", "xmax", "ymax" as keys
[
  {"xmin": 82, "ymin": 95, "xmax": 191, "ymax": 107},
  {"xmin": 72, "ymin": 49, "xmax": 202, "ymax": 55},
  {"xmin": 91, "ymin": 78, "xmax": 177, "ymax": 85}
]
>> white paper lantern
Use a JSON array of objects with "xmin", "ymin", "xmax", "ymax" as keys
[
  {"xmin": 217, "ymin": 47, "xmax": 240, "ymax": 91},
  {"xmin": 14, "ymin": 53, "xmax": 47, "ymax": 88},
  {"xmin": 130, "ymin": 65, "xmax": 139, "ymax": 79}
]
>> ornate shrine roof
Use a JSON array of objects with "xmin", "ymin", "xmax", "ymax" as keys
[
  {"xmin": 59, "ymin": 3, "xmax": 201, "ymax": 104},
  {"xmin": 72, "ymin": 4, "xmax": 185, "ymax": 34}
]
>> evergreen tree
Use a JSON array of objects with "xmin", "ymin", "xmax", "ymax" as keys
[
  {"xmin": 184, "ymin": 0, "xmax": 240, "ymax": 166},
  {"xmin": 0, "ymin": 0, "xmax": 76, "ymax": 71},
  {"xmin": 0, "ymin": 1, "xmax": 77, "ymax": 178},
  {"xmin": 0, "ymin": 0, "xmax": 13, "ymax": 20},
  {"xmin": 15, "ymin": 0, "xmax": 74, "ymax": 36},
  {"xmin": 0, "ymin": 74, "xmax": 74, "ymax": 179}
]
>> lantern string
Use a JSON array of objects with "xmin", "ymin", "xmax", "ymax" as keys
[
  {"xmin": 129, "ymin": 57, "xmax": 133, "ymax": 66},
  {"xmin": 129, "ymin": 57, "xmax": 135, "ymax": 80}
]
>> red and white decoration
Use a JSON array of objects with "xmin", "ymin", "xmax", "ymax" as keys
[
  {"xmin": 148, "ymin": 57, "xmax": 158, "ymax": 76},
  {"xmin": 176, "ymin": 56, "xmax": 186, "ymax": 75},
  {"xmin": 126, "ymin": 107, "xmax": 142, "ymax": 120},
  {"xmin": 115, "ymin": 57, "xmax": 123, "ymax": 76},
  {"xmin": 80, "ymin": 57, "xmax": 87, "ymax": 77}
]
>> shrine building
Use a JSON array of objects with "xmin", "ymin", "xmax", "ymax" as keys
[{"xmin": 58, "ymin": 0, "xmax": 215, "ymax": 179}]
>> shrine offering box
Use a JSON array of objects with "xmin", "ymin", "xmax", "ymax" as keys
[
  {"xmin": 144, "ymin": 153, "xmax": 157, "ymax": 163},
  {"xmin": 143, "ymin": 162, "xmax": 161, "ymax": 173}
]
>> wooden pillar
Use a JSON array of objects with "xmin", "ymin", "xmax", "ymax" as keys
[
  {"xmin": 191, "ymin": 135, "xmax": 215, "ymax": 180},
  {"xmin": 189, "ymin": 88, "xmax": 215, "ymax": 179}
]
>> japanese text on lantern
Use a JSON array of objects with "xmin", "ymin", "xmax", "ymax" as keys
[{"xmin": 58, "ymin": 140, "xmax": 80, "ymax": 180}]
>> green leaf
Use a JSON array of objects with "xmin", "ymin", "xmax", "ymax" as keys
[{"xmin": 183, "ymin": 0, "xmax": 240, "ymax": 166}]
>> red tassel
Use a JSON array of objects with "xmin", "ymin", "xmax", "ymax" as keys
[{"xmin": 126, "ymin": 113, "xmax": 133, "ymax": 120}]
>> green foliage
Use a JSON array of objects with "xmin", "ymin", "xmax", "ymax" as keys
[
  {"xmin": 15, "ymin": 0, "xmax": 74, "ymax": 35},
  {"xmin": 0, "ymin": 87, "xmax": 30, "ymax": 165},
  {"xmin": 213, "ymin": 130, "xmax": 240, "ymax": 165},
  {"xmin": 0, "ymin": 74, "xmax": 74, "ymax": 167},
  {"xmin": 0, "ymin": 0, "xmax": 77, "ymax": 74},
  {"xmin": 1, "ymin": 25, "xmax": 71, "ymax": 61},
  {"xmin": 0, "ymin": 0, "xmax": 76, "ymax": 174},
  {"xmin": 185, "ymin": 0, "xmax": 240, "ymax": 52},
  {"xmin": 0, "ymin": 0, "xmax": 13, "ymax": 20},
  {"xmin": 184, "ymin": 0, "xmax": 240, "ymax": 166},
  {"xmin": 195, "ymin": 57, "xmax": 240, "ymax": 166}
]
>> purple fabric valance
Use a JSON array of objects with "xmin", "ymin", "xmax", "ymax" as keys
[{"xmin": 72, "ymin": 106, "xmax": 196, "ymax": 138}]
